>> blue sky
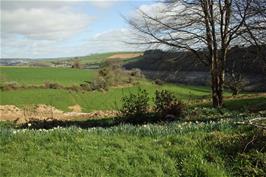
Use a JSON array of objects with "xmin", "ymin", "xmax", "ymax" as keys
[{"xmin": 1, "ymin": 0, "xmax": 156, "ymax": 58}]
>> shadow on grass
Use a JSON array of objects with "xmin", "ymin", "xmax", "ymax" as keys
[
  {"xmin": 224, "ymin": 96, "xmax": 266, "ymax": 112},
  {"xmin": 196, "ymin": 96, "xmax": 266, "ymax": 112},
  {"xmin": 17, "ymin": 113, "xmax": 175, "ymax": 130},
  {"xmin": 18, "ymin": 117, "xmax": 121, "ymax": 130}
]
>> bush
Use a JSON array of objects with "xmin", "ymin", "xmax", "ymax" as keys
[
  {"xmin": 154, "ymin": 90, "xmax": 185, "ymax": 120},
  {"xmin": 89, "ymin": 77, "xmax": 109, "ymax": 91},
  {"xmin": 80, "ymin": 83, "xmax": 91, "ymax": 91},
  {"xmin": 44, "ymin": 81, "xmax": 63, "ymax": 89},
  {"xmin": 120, "ymin": 88, "xmax": 150, "ymax": 123},
  {"xmin": 71, "ymin": 60, "xmax": 81, "ymax": 69},
  {"xmin": 130, "ymin": 68, "xmax": 143, "ymax": 78},
  {"xmin": 0, "ymin": 81, "xmax": 20, "ymax": 91},
  {"xmin": 65, "ymin": 85, "xmax": 81, "ymax": 92},
  {"xmin": 154, "ymin": 79, "xmax": 164, "ymax": 85}
]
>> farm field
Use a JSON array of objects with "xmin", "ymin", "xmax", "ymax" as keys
[
  {"xmin": 0, "ymin": 81, "xmax": 212, "ymax": 112},
  {"xmin": 0, "ymin": 67, "xmax": 96, "ymax": 86},
  {"xmin": 77, "ymin": 52, "xmax": 142, "ymax": 64}
]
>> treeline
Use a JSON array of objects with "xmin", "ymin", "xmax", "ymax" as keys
[{"xmin": 125, "ymin": 45, "xmax": 266, "ymax": 75}]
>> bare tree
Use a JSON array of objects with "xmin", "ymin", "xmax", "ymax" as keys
[{"xmin": 127, "ymin": 0, "xmax": 266, "ymax": 107}]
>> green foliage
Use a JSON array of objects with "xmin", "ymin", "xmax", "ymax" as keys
[
  {"xmin": 185, "ymin": 107, "xmax": 234, "ymax": 122},
  {"xmin": 154, "ymin": 90, "xmax": 186, "ymax": 120},
  {"xmin": 88, "ymin": 61, "xmax": 142, "ymax": 91},
  {"xmin": 89, "ymin": 77, "xmax": 109, "ymax": 91},
  {"xmin": 120, "ymin": 88, "xmax": 150, "ymax": 123},
  {"xmin": 233, "ymin": 150, "xmax": 266, "ymax": 176}
]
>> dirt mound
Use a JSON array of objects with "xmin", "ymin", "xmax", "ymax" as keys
[
  {"xmin": 0, "ymin": 104, "xmax": 118, "ymax": 123},
  {"xmin": 68, "ymin": 104, "xmax": 82, "ymax": 112},
  {"xmin": 0, "ymin": 105, "xmax": 23, "ymax": 121},
  {"xmin": 108, "ymin": 53, "xmax": 142, "ymax": 59},
  {"xmin": 34, "ymin": 104, "xmax": 63, "ymax": 114}
]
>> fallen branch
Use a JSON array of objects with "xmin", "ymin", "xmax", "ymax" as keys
[{"xmin": 236, "ymin": 117, "xmax": 266, "ymax": 130}]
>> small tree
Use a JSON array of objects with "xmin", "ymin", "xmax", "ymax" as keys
[
  {"xmin": 72, "ymin": 59, "xmax": 81, "ymax": 69},
  {"xmin": 225, "ymin": 72, "xmax": 248, "ymax": 96}
]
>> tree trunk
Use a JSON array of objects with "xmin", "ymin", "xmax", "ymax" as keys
[{"xmin": 211, "ymin": 57, "xmax": 224, "ymax": 108}]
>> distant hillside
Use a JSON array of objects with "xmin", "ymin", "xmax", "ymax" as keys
[
  {"xmin": 0, "ymin": 52, "xmax": 143, "ymax": 67},
  {"xmin": 124, "ymin": 46, "xmax": 266, "ymax": 91},
  {"xmin": 0, "ymin": 59, "xmax": 32, "ymax": 66},
  {"xmin": 124, "ymin": 45, "xmax": 266, "ymax": 75}
]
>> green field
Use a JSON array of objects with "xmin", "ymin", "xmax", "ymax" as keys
[
  {"xmin": 0, "ymin": 66, "xmax": 217, "ymax": 112},
  {"xmin": 0, "ymin": 82, "xmax": 212, "ymax": 112},
  {"xmin": 0, "ymin": 67, "xmax": 96, "ymax": 86},
  {"xmin": 76, "ymin": 52, "xmax": 142, "ymax": 64}
]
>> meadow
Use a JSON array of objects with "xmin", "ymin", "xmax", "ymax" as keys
[
  {"xmin": 0, "ymin": 112, "xmax": 265, "ymax": 177},
  {"xmin": 0, "ymin": 67, "xmax": 96, "ymax": 86},
  {"xmin": 0, "ymin": 81, "xmax": 212, "ymax": 112}
]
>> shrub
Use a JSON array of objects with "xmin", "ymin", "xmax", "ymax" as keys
[
  {"xmin": 120, "ymin": 88, "xmax": 149, "ymax": 123},
  {"xmin": 154, "ymin": 90, "xmax": 185, "ymax": 120},
  {"xmin": 130, "ymin": 68, "xmax": 143, "ymax": 78},
  {"xmin": 154, "ymin": 79, "xmax": 164, "ymax": 85},
  {"xmin": 44, "ymin": 81, "xmax": 63, "ymax": 89},
  {"xmin": 90, "ymin": 61, "xmax": 139, "ymax": 91},
  {"xmin": 66, "ymin": 85, "xmax": 81, "ymax": 92},
  {"xmin": 71, "ymin": 59, "xmax": 81, "ymax": 69},
  {"xmin": 89, "ymin": 77, "xmax": 109, "ymax": 91},
  {"xmin": 0, "ymin": 81, "xmax": 20, "ymax": 91},
  {"xmin": 80, "ymin": 83, "xmax": 91, "ymax": 91}
]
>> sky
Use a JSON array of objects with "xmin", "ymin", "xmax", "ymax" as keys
[{"xmin": 0, "ymin": 0, "xmax": 159, "ymax": 59}]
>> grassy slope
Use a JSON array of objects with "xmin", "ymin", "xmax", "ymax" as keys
[
  {"xmin": 1, "ymin": 119, "xmax": 264, "ymax": 177},
  {"xmin": 0, "ymin": 67, "xmax": 96, "ymax": 86},
  {"xmin": 0, "ymin": 82, "xmax": 211, "ymax": 112},
  {"xmin": 77, "ymin": 52, "xmax": 142, "ymax": 64}
]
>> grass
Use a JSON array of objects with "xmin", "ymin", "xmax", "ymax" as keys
[
  {"xmin": 0, "ymin": 115, "xmax": 265, "ymax": 177},
  {"xmin": 224, "ymin": 96, "xmax": 266, "ymax": 111},
  {"xmin": 0, "ymin": 67, "xmax": 96, "ymax": 86},
  {"xmin": 77, "ymin": 52, "xmax": 142, "ymax": 64},
  {"xmin": 0, "ymin": 82, "xmax": 211, "ymax": 112}
]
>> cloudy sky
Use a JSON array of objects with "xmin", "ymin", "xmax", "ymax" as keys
[{"xmin": 0, "ymin": 0, "xmax": 159, "ymax": 58}]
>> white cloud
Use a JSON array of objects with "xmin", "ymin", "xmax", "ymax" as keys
[
  {"xmin": 90, "ymin": 0, "xmax": 115, "ymax": 9},
  {"xmin": 0, "ymin": 1, "xmax": 94, "ymax": 58},
  {"xmin": 1, "ymin": 6, "xmax": 93, "ymax": 40},
  {"xmin": 81, "ymin": 28, "xmax": 143, "ymax": 54}
]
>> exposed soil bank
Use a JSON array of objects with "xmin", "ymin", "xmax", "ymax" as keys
[{"xmin": 0, "ymin": 104, "xmax": 118, "ymax": 123}]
